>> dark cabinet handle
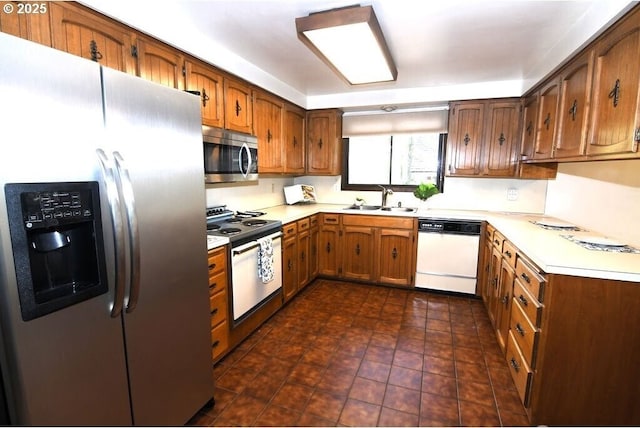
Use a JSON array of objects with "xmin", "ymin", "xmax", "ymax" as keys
[
  {"xmin": 89, "ymin": 40, "xmax": 103, "ymax": 62},
  {"xmin": 515, "ymin": 323, "xmax": 526, "ymax": 336},
  {"xmin": 355, "ymin": 243, "xmax": 360, "ymax": 255},
  {"xmin": 392, "ymin": 247, "xmax": 398, "ymax": 259},
  {"xmin": 526, "ymin": 120, "xmax": 533, "ymax": 136},
  {"xmin": 208, "ymin": 263, "xmax": 216, "ymax": 270},
  {"xmin": 608, "ymin": 79, "xmax": 620, "ymax": 107},
  {"xmin": 287, "ymin": 259, "xmax": 292, "ymax": 271},
  {"xmin": 267, "ymin": 129, "xmax": 272, "ymax": 142},
  {"xmin": 544, "ymin": 112, "xmax": 551, "ymax": 130},
  {"xmin": 210, "ymin": 282, "xmax": 217, "ymax": 290},
  {"xmin": 502, "ymin": 294, "xmax": 510, "ymax": 305},
  {"xmin": 201, "ymin": 88, "xmax": 210, "ymax": 107},
  {"xmin": 318, "ymin": 138, "xmax": 323, "ymax": 149},
  {"xmin": 510, "ymin": 357, "xmax": 520, "ymax": 373},
  {"xmin": 505, "ymin": 250, "xmax": 512, "ymax": 259},
  {"xmin": 212, "ymin": 340, "xmax": 220, "ymax": 348},
  {"xmin": 301, "ymin": 251, "xmax": 305, "ymax": 261},
  {"xmin": 498, "ymin": 133, "xmax": 505, "ymax": 146},
  {"xmin": 326, "ymin": 242, "xmax": 331, "ymax": 253},
  {"xmin": 235, "ymin": 100, "xmax": 242, "ymax": 116},
  {"xmin": 518, "ymin": 294, "xmax": 529, "ymax": 307},
  {"xmin": 568, "ymin": 99, "xmax": 577, "ymax": 120},
  {"xmin": 211, "ymin": 308, "xmax": 218, "ymax": 316},
  {"xmin": 463, "ymin": 133, "xmax": 470, "ymax": 146},
  {"xmin": 520, "ymin": 272, "xmax": 531, "ymax": 284},
  {"xmin": 293, "ymin": 136, "xmax": 297, "ymax": 146}
]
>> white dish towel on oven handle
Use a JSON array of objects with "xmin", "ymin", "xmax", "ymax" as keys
[{"xmin": 257, "ymin": 236, "xmax": 274, "ymax": 283}]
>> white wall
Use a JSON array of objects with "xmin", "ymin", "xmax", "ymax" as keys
[
  {"xmin": 545, "ymin": 159, "xmax": 640, "ymax": 247},
  {"xmin": 205, "ymin": 176, "xmax": 294, "ymax": 211}
]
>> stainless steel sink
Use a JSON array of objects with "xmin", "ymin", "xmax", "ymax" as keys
[
  {"xmin": 343, "ymin": 204, "xmax": 382, "ymax": 210},
  {"xmin": 381, "ymin": 206, "xmax": 417, "ymax": 212}
]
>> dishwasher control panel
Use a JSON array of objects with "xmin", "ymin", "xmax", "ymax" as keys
[{"xmin": 418, "ymin": 218, "xmax": 481, "ymax": 235}]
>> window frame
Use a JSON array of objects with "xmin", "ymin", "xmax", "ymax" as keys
[{"xmin": 340, "ymin": 133, "xmax": 447, "ymax": 192}]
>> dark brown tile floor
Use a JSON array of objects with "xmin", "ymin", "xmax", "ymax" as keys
[{"xmin": 188, "ymin": 279, "xmax": 530, "ymax": 427}]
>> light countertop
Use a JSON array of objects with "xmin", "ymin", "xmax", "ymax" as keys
[{"xmin": 257, "ymin": 203, "xmax": 640, "ymax": 283}]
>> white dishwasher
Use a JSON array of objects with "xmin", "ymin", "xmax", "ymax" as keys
[{"xmin": 415, "ymin": 218, "xmax": 482, "ymax": 295}]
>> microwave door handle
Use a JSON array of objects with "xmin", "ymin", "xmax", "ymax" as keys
[
  {"xmin": 96, "ymin": 149, "xmax": 126, "ymax": 318},
  {"xmin": 113, "ymin": 151, "xmax": 141, "ymax": 314},
  {"xmin": 239, "ymin": 142, "xmax": 251, "ymax": 178}
]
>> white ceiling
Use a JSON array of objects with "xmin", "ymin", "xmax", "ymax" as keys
[{"xmin": 81, "ymin": 0, "xmax": 635, "ymax": 112}]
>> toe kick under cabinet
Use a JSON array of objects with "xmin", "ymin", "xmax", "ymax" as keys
[{"xmin": 488, "ymin": 225, "xmax": 640, "ymax": 426}]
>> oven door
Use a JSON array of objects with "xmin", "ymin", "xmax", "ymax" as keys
[
  {"xmin": 203, "ymin": 127, "xmax": 258, "ymax": 183},
  {"xmin": 230, "ymin": 231, "xmax": 282, "ymax": 323}
]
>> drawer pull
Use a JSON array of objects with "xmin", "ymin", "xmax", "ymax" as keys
[
  {"xmin": 520, "ymin": 272, "xmax": 531, "ymax": 284},
  {"xmin": 286, "ymin": 227, "xmax": 295, "ymax": 233},
  {"xmin": 212, "ymin": 340, "xmax": 220, "ymax": 348},
  {"xmin": 325, "ymin": 217, "xmax": 337, "ymax": 223},
  {"xmin": 510, "ymin": 357, "xmax": 520, "ymax": 373},
  {"xmin": 502, "ymin": 294, "xmax": 510, "ymax": 305},
  {"xmin": 494, "ymin": 239, "xmax": 500, "ymax": 245},
  {"xmin": 518, "ymin": 294, "xmax": 529, "ymax": 306},
  {"xmin": 211, "ymin": 282, "xmax": 217, "ymax": 290},
  {"xmin": 211, "ymin": 308, "xmax": 218, "ymax": 316},
  {"xmin": 515, "ymin": 323, "xmax": 526, "ymax": 337},
  {"xmin": 505, "ymin": 250, "xmax": 512, "ymax": 258},
  {"xmin": 209, "ymin": 263, "xmax": 216, "ymax": 270}
]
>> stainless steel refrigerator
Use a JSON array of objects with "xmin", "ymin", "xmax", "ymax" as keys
[{"xmin": 0, "ymin": 32, "xmax": 213, "ymax": 425}]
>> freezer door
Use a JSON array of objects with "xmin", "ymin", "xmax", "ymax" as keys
[
  {"xmin": 101, "ymin": 67, "xmax": 213, "ymax": 425},
  {"xmin": 0, "ymin": 33, "xmax": 132, "ymax": 424}
]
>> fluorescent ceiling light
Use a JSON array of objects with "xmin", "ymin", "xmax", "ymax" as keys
[{"xmin": 296, "ymin": 5, "xmax": 397, "ymax": 85}]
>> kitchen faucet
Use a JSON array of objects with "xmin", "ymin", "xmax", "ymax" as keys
[{"xmin": 378, "ymin": 185, "xmax": 393, "ymax": 206}]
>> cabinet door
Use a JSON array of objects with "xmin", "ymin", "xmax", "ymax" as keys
[
  {"xmin": 447, "ymin": 102, "xmax": 484, "ymax": 176},
  {"xmin": 483, "ymin": 101, "xmax": 521, "ymax": 176},
  {"xmin": 184, "ymin": 59, "xmax": 224, "ymax": 128},
  {"xmin": 50, "ymin": 2, "xmax": 135, "ymax": 74},
  {"xmin": 306, "ymin": 109, "xmax": 343, "ymax": 175},
  {"xmin": 284, "ymin": 104, "xmax": 306, "ymax": 174},
  {"xmin": 297, "ymin": 230, "xmax": 310, "ymax": 290},
  {"xmin": 254, "ymin": 90, "xmax": 284, "ymax": 173},
  {"xmin": 224, "ymin": 77, "xmax": 253, "ymax": 134},
  {"xmin": 496, "ymin": 258, "xmax": 515, "ymax": 353},
  {"xmin": 587, "ymin": 7, "xmax": 640, "ymax": 157},
  {"xmin": 534, "ymin": 79, "xmax": 560, "ymax": 160},
  {"xmin": 1, "ymin": 1, "xmax": 51, "ymax": 46},
  {"xmin": 136, "ymin": 36, "xmax": 184, "ymax": 89},
  {"xmin": 377, "ymin": 228, "xmax": 414, "ymax": 287},
  {"xmin": 487, "ymin": 246, "xmax": 502, "ymax": 327},
  {"xmin": 555, "ymin": 49, "xmax": 594, "ymax": 158},
  {"xmin": 342, "ymin": 225, "xmax": 375, "ymax": 281},
  {"xmin": 318, "ymin": 225, "xmax": 340, "ymax": 277},
  {"xmin": 480, "ymin": 232, "xmax": 494, "ymax": 308},
  {"xmin": 520, "ymin": 94, "xmax": 539, "ymax": 160},
  {"xmin": 282, "ymin": 235, "xmax": 298, "ymax": 302},
  {"xmin": 309, "ymin": 218, "xmax": 319, "ymax": 279}
]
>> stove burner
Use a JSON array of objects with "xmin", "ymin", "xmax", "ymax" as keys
[
  {"xmin": 218, "ymin": 227, "xmax": 242, "ymax": 235},
  {"xmin": 243, "ymin": 219, "xmax": 267, "ymax": 227},
  {"xmin": 207, "ymin": 224, "xmax": 221, "ymax": 231}
]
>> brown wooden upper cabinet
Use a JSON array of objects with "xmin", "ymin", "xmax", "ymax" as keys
[
  {"xmin": 49, "ymin": 2, "xmax": 135, "ymax": 74},
  {"xmin": 283, "ymin": 103, "xmax": 306, "ymax": 174},
  {"xmin": 253, "ymin": 89, "xmax": 284, "ymax": 173},
  {"xmin": 306, "ymin": 109, "xmax": 343, "ymax": 175},
  {"xmin": 184, "ymin": 58, "xmax": 224, "ymax": 128},
  {"xmin": 554, "ymin": 49, "xmax": 594, "ymax": 158},
  {"xmin": 587, "ymin": 5, "xmax": 640, "ymax": 158},
  {"xmin": 0, "ymin": 1, "xmax": 51, "ymax": 47},
  {"xmin": 135, "ymin": 36, "xmax": 184, "ymax": 89},
  {"xmin": 224, "ymin": 77, "xmax": 253, "ymax": 134},
  {"xmin": 520, "ymin": 94, "xmax": 539, "ymax": 160},
  {"xmin": 533, "ymin": 79, "xmax": 559, "ymax": 160},
  {"xmin": 447, "ymin": 99, "xmax": 521, "ymax": 177}
]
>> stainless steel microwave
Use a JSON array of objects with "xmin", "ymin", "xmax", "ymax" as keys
[{"xmin": 203, "ymin": 126, "xmax": 258, "ymax": 183}]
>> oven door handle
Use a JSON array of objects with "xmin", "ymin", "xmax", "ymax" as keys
[{"xmin": 232, "ymin": 232, "xmax": 282, "ymax": 256}]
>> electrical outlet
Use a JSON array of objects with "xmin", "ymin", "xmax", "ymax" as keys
[
  {"xmin": 507, "ymin": 187, "xmax": 519, "ymax": 201},
  {"xmin": 271, "ymin": 183, "xmax": 275, "ymax": 193}
]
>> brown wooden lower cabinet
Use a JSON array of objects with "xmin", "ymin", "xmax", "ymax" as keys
[
  {"xmin": 318, "ymin": 213, "xmax": 417, "ymax": 287},
  {"xmin": 486, "ymin": 223, "xmax": 640, "ymax": 425},
  {"xmin": 208, "ymin": 245, "xmax": 229, "ymax": 363}
]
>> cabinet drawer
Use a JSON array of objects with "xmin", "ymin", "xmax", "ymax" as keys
[
  {"xmin": 321, "ymin": 213, "xmax": 340, "ymax": 225},
  {"xmin": 486, "ymin": 223, "xmax": 495, "ymax": 241},
  {"xmin": 208, "ymin": 247, "xmax": 226, "ymax": 275},
  {"xmin": 283, "ymin": 221, "xmax": 297, "ymax": 238},
  {"xmin": 309, "ymin": 214, "xmax": 319, "ymax": 228},
  {"xmin": 209, "ymin": 289, "xmax": 228, "ymax": 328},
  {"xmin": 492, "ymin": 230, "xmax": 505, "ymax": 250},
  {"xmin": 502, "ymin": 240, "xmax": 517, "ymax": 269},
  {"xmin": 513, "ymin": 279, "xmax": 543, "ymax": 327},
  {"xmin": 510, "ymin": 300, "xmax": 539, "ymax": 368},
  {"xmin": 506, "ymin": 330, "xmax": 533, "ymax": 407},
  {"xmin": 297, "ymin": 217, "xmax": 310, "ymax": 232},
  {"xmin": 515, "ymin": 257, "xmax": 545, "ymax": 302},
  {"xmin": 211, "ymin": 320, "xmax": 229, "ymax": 361},
  {"xmin": 342, "ymin": 214, "xmax": 414, "ymax": 229},
  {"xmin": 209, "ymin": 269, "xmax": 227, "ymax": 292}
]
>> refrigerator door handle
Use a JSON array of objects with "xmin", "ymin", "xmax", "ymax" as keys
[
  {"xmin": 96, "ymin": 149, "xmax": 126, "ymax": 317},
  {"xmin": 113, "ymin": 151, "xmax": 141, "ymax": 314}
]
